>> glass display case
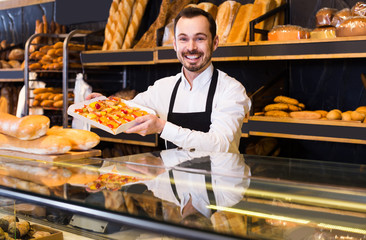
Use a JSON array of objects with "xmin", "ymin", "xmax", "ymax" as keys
[{"xmin": 0, "ymin": 149, "xmax": 365, "ymax": 239}]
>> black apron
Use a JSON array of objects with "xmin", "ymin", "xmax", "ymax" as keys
[
  {"xmin": 169, "ymin": 156, "xmax": 217, "ymax": 214},
  {"xmin": 165, "ymin": 68, "xmax": 219, "ymax": 149}
]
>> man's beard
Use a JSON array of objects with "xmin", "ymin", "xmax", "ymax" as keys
[{"xmin": 181, "ymin": 49, "xmax": 212, "ymax": 72}]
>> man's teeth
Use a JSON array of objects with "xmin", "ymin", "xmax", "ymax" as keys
[{"xmin": 186, "ymin": 55, "xmax": 199, "ymax": 59}]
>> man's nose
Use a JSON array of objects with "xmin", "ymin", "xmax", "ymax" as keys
[{"xmin": 187, "ymin": 40, "xmax": 197, "ymax": 51}]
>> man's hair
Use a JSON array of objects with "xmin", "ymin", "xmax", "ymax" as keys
[{"xmin": 174, "ymin": 7, "xmax": 217, "ymax": 40}]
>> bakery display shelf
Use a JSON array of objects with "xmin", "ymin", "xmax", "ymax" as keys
[
  {"xmin": 0, "ymin": 68, "xmax": 23, "ymax": 82},
  {"xmin": 245, "ymin": 116, "xmax": 366, "ymax": 144},
  {"xmin": 0, "ymin": 0, "xmax": 54, "ymax": 10},
  {"xmin": 249, "ymin": 36, "xmax": 366, "ymax": 61},
  {"xmin": 80, "ymin": 49, "xmax": 155, "ymax": 66},
  {"xmin": 91, "ymin": 127, "xmax": 158, "ymax": 147}
]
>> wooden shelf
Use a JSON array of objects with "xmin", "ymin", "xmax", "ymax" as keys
[
  {"xmin": 0, "ymin": 69, "xmax": 23, "ymax": 82},
  {"xmin": 249, "ymin": 36, "xmax": 366, "ymax": 61},
  {"xmin": 80, "ymin": 49, "xmax": 155, "ymax": 66},
  {"xmin": 0, "ymin": 0, "xmax": 54, "ymax": 10},
  {"xmin": 80, "ymin": 37, "xmax": 366, "ymax": 66},
  {"xmin": 244, "ymin": 116, "xmax": 366, "ymax": 145}
]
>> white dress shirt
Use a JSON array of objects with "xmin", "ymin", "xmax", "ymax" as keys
[{"xmin": 132, "ymin": 64, "xmax": 251, "ymax": 153}]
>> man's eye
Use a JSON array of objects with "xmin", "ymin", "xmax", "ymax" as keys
[{"xmin": 179, "ymin": 38, "xmax": 188, "ymax": 42}]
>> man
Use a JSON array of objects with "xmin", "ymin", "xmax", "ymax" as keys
[{"xmin": 88, "ymin": 7, "xmax": 251, "ymax": 153}]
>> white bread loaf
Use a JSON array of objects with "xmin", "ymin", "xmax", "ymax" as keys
[
  {"xmin": 102, "ymin": 0, "xmax": 121, "ymax": 50},
  {"xmin": 122, "ymin": 0, "xmax": 149, "ymax": 49},
  {"xmin": 216, "ymin": 1, "xmax": 241, "ymax": 44},
  {"xmin": 246, "ymin": 0, "xmax": 276, "ymax": 41},
  {"xmin": 46, "ymin": 126, "xmax": 100, "ymax": 150},
  {"xmin": 109, "ymin": 0, "xmax": 136, "ymax": 50},
  {"xmin": 0, "ymin": 113, "xmax": 50, "ymax": 140},
  {"xmin": 0, "ymin": 133, "xmax": 72, "ymax": 155},
  {"xmin": 227, "ymin": 4, "xmax": 254, "ymax": 43},
  {"xmin": 197, "ymin": 2, "xmax": 218, "ymax": 19}
]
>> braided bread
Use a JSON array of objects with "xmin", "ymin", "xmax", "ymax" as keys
[{"xmin": 122, "ymin": 0, "xmax": 149, "ymax": 49}]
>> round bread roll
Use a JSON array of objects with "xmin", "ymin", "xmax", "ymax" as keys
[
  {"xmin": 351, "ymin": 110, "xmax": 365, "ymax": 121},
  {"xmin": 341, "ymin": 111, "xmax": 352, "ymax": 121},
  {"xmin": 355, "ymin": 106, "xmax": 366, "ymax": 115},
  {"xmin": 8, "ymin": 48, "xmax": 24, "ymax": 61},
  {"xmin": 336, "ymin": 16, "xmax": 366, "ymax": 37},
  {"xmin": 326, "ymin": 109, "xmax": 342, "ymax": 120}
]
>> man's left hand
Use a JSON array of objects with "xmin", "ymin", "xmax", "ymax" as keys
[{"xmin": 125, "ymin": 114, "xmax": 166, "ymax": 136}]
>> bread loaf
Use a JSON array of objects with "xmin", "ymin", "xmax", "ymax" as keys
[
  {"xmin": 134, "ymin": 0, "xmax": 197, "ymax": 49},
  {"xmin": 46, "ymin": 126, "xmax": 100, "ymax": 150},
  {"xmin": 336, "ymin": 16, "xmax": 366, "ymax": 37},
  {"xmin": 216, "ymin": 1, "xmax": 241, "ymax": 44},
  {"xmin": 1, "ymin": 162, "xmax": 72, "ymax": 187},
  {"xmin": 247, "ymin": 0, "xmax": 277, "ymax": 41},
  {"xmin": 289, "ymin": 111, "xmax": 322, "ymax": 120},
  {"xmin": 316, "ymin": 7, "xmax": 337, "ymax": 27},
  {"xmin": 331, "ymin": 8, "xmax": 352, "ymax": 27},
  {"xmin": 122, "ymin": 0, "xmax": 149, "ymax": 49},
  {"xmin": 197, "ymin": 2, "xmax": 218, "ymax": 19},
  {"xmin": 310, "ymin": 27, "xmax": 336, "ymax": 39},
  {"xmin": 102, "ymin": 0, "xmax": 121, "ymax": 50},
  {"xmin": 352, "ymin": 1, "xmax": 366, "ymax": 16},
  {"xmin": 109, "ymin": 0, "xmax": 136, "ymax": 50},
  {"xmin": 0, "ymin": 133, "xmax": 71, "ymax": 155},
  {"xmin": 0, "ymin": 113, "xmax": 50, "ymax": 140},
  {"xmin": 273, "ymin": 0, "xmax": 286, "ymax": 26},
  {"xmin": 227, "ymin": 4, "xmax": 253, "ymax": 43},
  {"xmin": 268, "ymin": 25, "xmax": 307, "ymax": 41}
]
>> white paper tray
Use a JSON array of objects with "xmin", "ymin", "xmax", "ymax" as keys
[{"xmin": 67, "ymin": 96, "xmax": 156, "ymax": 135}]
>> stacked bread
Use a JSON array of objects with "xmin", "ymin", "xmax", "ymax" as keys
[
  {"xmin": 31, "ymin": 87, "xmax": 74, "ymax": 109},
  {"xmin": 28, "ymin": 41, "xmax": 90, "ymax": 71},
  {"xmin": 31, "ymin": 15, "xmax": 67, "ymax": 52},
  {"xmin": 258, "ymin": 95, "xmax": 308, "ymax": 118},
  {"xmin": 0, "ymin": 113, "xmax": 100, "ymax": 154},
  {"xmin": 102, "ymin": 0, "xmax": 150, "ymax": 50}
]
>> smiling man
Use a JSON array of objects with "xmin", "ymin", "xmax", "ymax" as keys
[{"xmin": 88, "ymin": 7, "xmax": 251, "ymax": 153}]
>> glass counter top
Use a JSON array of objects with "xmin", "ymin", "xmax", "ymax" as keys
[{"xmin": 0, "ymin": 149, "xmax": 365, "ymax": 239}]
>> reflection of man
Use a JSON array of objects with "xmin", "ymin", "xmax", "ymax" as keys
[
  {"xmin": 87, "ymin": 7, "xmax": 251, "ymax": 153},
  {"xmin": 127, "ymin": 149, "xmax": 251, "ymax": 230}
]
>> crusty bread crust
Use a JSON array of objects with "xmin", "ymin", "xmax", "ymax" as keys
[{"xmin": 0, "ymin": 113, "xmax": 50, "ymax": 140}]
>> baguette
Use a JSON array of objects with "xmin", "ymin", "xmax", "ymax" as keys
[
  {"xmin": 46, "ymin": 126, "xmax": 100, "ymax": 150},
  {"xmin": 102, "ymin": 0, "xmax": 121, "ymax": 50},
  {"xmin": 216, "ymin": 1, "xmax": 241, "ymax": 44},
  {"xmin": 122, "ymin": 0, "xmax": 149, "ymax": 49},
  {"xmin": 227, "ymin": 4, "xmax": 253, "ymax": 43},
  {"xmin": 0, "ymin": 133, "xmax": 71, "ymax": 155},
  {"xmin": 0, "ymin": 113, "xmax": 50, "ymax": 140},
  {"xmin": 109, "ymin": 0, "xmax": 136, "ymax": 50}
]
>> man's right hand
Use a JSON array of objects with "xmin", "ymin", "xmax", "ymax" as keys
[{"xmin": 85, "ymin": 92, "xmax": 103, "ymax": 100}]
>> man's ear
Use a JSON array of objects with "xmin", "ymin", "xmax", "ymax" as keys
[
  {"xmin": 212, "ymin": 35, "xmax": 219, "ymax": 51},
  {"xmin": 173, "ymin": 37, "xmax": 177, "ymax": 51}
]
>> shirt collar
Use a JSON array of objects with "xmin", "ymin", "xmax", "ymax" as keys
[{"xmin": 180, "ymin": 64, "xmax": 214, "ymax": 91}]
